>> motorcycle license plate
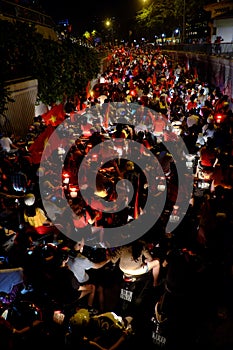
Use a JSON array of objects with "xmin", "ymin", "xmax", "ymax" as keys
[
  {"xmin": 152, "ymin": 331, "xmax": 167, "ymax": 347},
  {"xmin": 120, "ymin": 288, "xmax": 133, "ymax": 302}
]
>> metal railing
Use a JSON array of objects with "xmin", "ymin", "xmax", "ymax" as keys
[
  {"xmin": 160, "ymin": 42, "xmax": 233, "ymax": 58},
  {"xmin": 1, "ymin": 1, "xmax": 232, "ymax": 60},
  {"xmin": 0, "ymin": 0, "xmax": 56, "ymax": 28}
]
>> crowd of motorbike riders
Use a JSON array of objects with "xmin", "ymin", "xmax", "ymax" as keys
[{"xmin": 0, "ymin": 44, "xmax": 233, "ymax": 349}]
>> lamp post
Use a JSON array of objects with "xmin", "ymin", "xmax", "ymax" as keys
[
  {"xmin": 174, "ymin": 28, "xmax": 180, "ymax": 43},
  {"xmin": 161, "ymin": 33, "xmax": 165, "ymax": 45},
  {"xmin": 105, "ymin": 19, "xmax": 114, "ymax": 45}
]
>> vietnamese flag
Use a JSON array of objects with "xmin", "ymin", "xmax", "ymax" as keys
[
  {"xmin": 152, "ymin": 71, "xmax": 157, "ymax": 86},
  {"xmin": 133, "ymin": 65, "xmax": 139, "ymax": 77},
  {"xmin": 103, "ymin": 102, "xmax": 110, "ymax": 129},
  {"xmin": 134, "ymin": 175, "xmax": 140, "ymax": 219},
  {"xmin": 42, "ymin": 103, "xmax": 66, "ymax": 126},
  {"xmin": 28, "ymin": 125, "xmax": 61, "ymax": 164}
]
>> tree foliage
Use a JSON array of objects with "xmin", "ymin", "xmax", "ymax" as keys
[
  {"xmin": 135, "ymin": 0, "xmax": 211, "ymax": 38},
  {"xmin": 0, "ymin": 19, "xmax": 101, "ymax": 114}
]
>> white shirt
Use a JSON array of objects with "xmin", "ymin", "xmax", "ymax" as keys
[
  {"xmin": 187, "ymin": 115, "xmax": 199, "ymax": 128},
  {"xmin": 68, "ymin": 255, "xmax": 94, "ymax": 283},
  {"xmin": 0, "ymin": 136, "xmax": 12, "ymax": 152}
]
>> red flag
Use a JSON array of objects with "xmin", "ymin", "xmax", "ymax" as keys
[
  {"xmin": 134, "ymin": 175, "xmax": 140, "ymax": 219},
  {"xmin": 28, "ymin": 125, "xmax": 61, "ymax": 164},
  {"xmin": 86, "ymin": 80, "xmax": 91, "ymax": 99},
  {"xmin": 70, "ymin": 111, "xmax": 76, "ymax": 123},
  {"xmin": 152, "ymin": 71, "xmax": 157, "ymax": 86},
  {"xmin": 42, "ymin": 103, "xmax": 66, "ymax": 126},
  {"xmin": 129, "ymin": 78, "xmax": 134, "ymax": 90},
  {"xmin": 193, "ymin": 66, "xmax": 198, "ymax": 80},
  {"xmin": 103, "ymin": 102, "xmax": 110, "ymax": 129},
  {"xmin": 133, "ymin": 65, "xmax": 139, "ymax": 77}
]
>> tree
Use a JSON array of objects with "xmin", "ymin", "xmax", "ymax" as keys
[
  {"xmin": 0, "ymin": 19, "xmax": 101, "ymax": 112},
  {"xmin": 135, "ymin": 0, "xmax": 211, "ymax": 40},
  {"xmin": 0, "ymin": 81, "xmax": 15, "ymax": 129},
  {"xmin": 135, "ymin": 0, "xmax": 180, "ymax": 39}
]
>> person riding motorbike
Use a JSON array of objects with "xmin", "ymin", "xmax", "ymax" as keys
[{"xmin": 52, "ymin": 307, "xmax": 135, "ymax": 350}]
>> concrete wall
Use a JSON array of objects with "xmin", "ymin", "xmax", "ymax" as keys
[
  {"xmin": 2, "ymin": 78, "xmax": 38, "ymax": 138},
  {"xmin": 165, "ymin": 50, "xmax": 233, "ymax": 105}
]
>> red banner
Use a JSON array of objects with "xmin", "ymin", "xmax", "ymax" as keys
[
  {"xmin": 42, "ymin": 103, "xmax": 66, "ymax": 126},
  {"xmin": 28, "ymin": 125, "xmax": 61, "ymax": 164}
]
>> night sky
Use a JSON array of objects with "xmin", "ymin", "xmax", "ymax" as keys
[{"xmin": 39, "ymin": 0, "xmax": 142, "ymax": 33}]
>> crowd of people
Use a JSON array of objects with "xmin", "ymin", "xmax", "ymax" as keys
[{"xmin": 0, "ymin": 44, "xmax": 233, "ymax": 349}]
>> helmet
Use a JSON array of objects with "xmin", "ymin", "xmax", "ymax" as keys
[
  {"xmin": 69, "ymin": 308, "xmax": 90, "ymax": 328},
  {"xmin": 92, "ymin": 312, "xmax": 124, "ymax": 331},
  {"xmin": 36, "ymin": 167, "xmax": 45, "ymax": 177},
  {"xmin": 24, "ymin": 193, "xmax": 35, "ymax": 206},
  {"xmin": 125, "ymin": 161, "xmax": 134, "ymax": 171},
  {"xmin": 207, "ymin": 116, "xmax": 214, "ymax": 124}
]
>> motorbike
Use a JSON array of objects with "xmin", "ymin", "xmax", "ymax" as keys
[
  {"xmin": 193, "ymin": 159, "xmax": 215, "ymax": 198},
  {"xmin": 150, "ymin": 248, "xmax": 208, "ymax": 350},
  {"xmin": 118, "ymin": 269, "xmax": 155, "ymax": 323}
]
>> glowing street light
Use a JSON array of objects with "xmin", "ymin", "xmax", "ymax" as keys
[
  {"xmin": 105, "ymin": 19, "xmax": 114, "ymax": 44},
  {"xmin": 174, "ymin": 28, "xmax": 180, "ymax": 43},
  {"xmin": 161, "ymin": 33, "xmax": 165, "ymax": 44},
  {"xmin": 105, "ymin": 19, "xmax": 111, "ymax": 27}
]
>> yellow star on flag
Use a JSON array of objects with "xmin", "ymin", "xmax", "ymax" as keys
[
  {"xmin": 49, "ymin": 115, "xmax": 57, "ymax": 124},
  {"xmin": 44, "ymin": 136, "xmax": 49, "ymax": 148}
]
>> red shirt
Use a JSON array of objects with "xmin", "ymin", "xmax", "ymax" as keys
[
  {"xmin": 153, "ymin": 118, "xmax": 166, "ymax": 134},
  {"xmin": 200, "ymin": 147, "xmax": 217, "ymax": 167},
  {"xmin": 187, "ymin": 101, "xmax": 197, "ymax": 111}
]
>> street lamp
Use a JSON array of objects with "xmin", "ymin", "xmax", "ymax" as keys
[
  {"xmin": 174, "ymin": 28, "xmax": 180, "ymax": 43},
  {"xmin": 105, "ymin": 19, "xmax": 113, "ymax": 44},
  {"xmin": 105, "ymin": 19, "xmax": 111, "ymax": 28},
  {"xmin": 161, "ymin": 33, "xmax": 165, "ymax": 45}
]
